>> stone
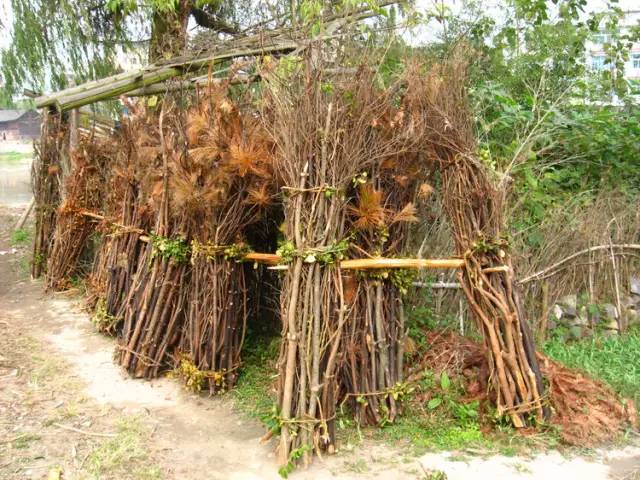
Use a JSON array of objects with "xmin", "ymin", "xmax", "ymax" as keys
[
  {"xmin": 547, "ymin": 320, "xmax": 557, "ymax": 330},
  {"xmin": 621, "ymin": 295, "xmax": 639, "ymax": 309},
  {"xmin": 569, "ymin": 325, "xmax": 583, "ymax": 340},
  {"xmin": 571, "ymin": 315, "xmax": 589, "ymax": 327},
  {"xmin": 588, "ymin": 307, "xmax": 601, "ymax": 325},
  {"xmin": 603, "ymin": 303, "xmax": 618, "ymax": 320},
  {"xmin": 558, "ymin": 294, "xmax": 577, "ymax": 310},
  {"xmin": 630, "ymin": 276, "xmax": 640, "ymax": 296},
  {"xmin": 605, "ymin": 318, "xmax": 619, "ymax": 331},
  {"xmin": 601, "ymin": 328, "xmax": 619, "ymax": 338},
  {"xmin": 563, "ymin": 305, "xmax": 578, "ymax": 318},
  {"xmin": 551, "ymin": 304, "xmax": 563, "ymax": 321},
  {"xmin": 625, "ymin": 308, "xmax": 640, "ymax": 327}
]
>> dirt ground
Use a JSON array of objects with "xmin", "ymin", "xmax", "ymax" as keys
[{"xmin": 1, "ymin": 204, "xmax": 639, "ymax": 480}]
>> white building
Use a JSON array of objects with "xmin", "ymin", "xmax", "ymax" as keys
[{"xmin": 586, "ymin": 10, "xmax": 640, "ymax": 83}]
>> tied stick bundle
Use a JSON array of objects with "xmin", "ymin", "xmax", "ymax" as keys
[
  {"xmin": 87, "ymin": 104, "xmax": 159, "ymax": 333},
  {"xmin": 46, "ymin": 135, "xmax": 112, "ymax": 291},
  {"xmin": 264, "ymin": 56, "xmax": 416, "ymax": 465},
  {"xmin": 31, "ymin": 111, "xmax": 65, "ymax": 279},
  {"xmin": 178, "ymin": 85, "xmax": 275, "ymax": 393},
  {"xmin": 117, "ymin": 101, "xmax": 191, "ymax": 378},
  {"xmin": 411, "ymin": 56, "xmax": 545, "ymax": 426},
  {"xmin": 342, "ymin": 91, "xmax": 431, "ymax": 426}
]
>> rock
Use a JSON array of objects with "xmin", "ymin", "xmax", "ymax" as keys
[
  {"xmin": 569, "ymin": 325, "xmax": 583, "ymax": 339},
  {"xmin": 563, "ymin": 305, "xmax": 578, "ymax": 318},
  {"xmin": 547, "ymin": 319, "xmax": 557, "ymax": 330},
  {"xmin": 601, "ymin": 328, "xmax": 619, "ymax": 338},
  {"xmin": 558, "ymin": 294, "xmax": 577, "ymax": 310},
  {"xmin": 571, "ymin": 315, "xmax": 589, "ymax": 327},
  {"xmin": 621, "ymin": 295, "xmax": 638, "ymax": 309},
  {"xmin": 625, "ymin": 308, "xmax": 640, "ymax": 327},
  {"xmin": 604, "ymin": 318, "xmax": 619, "ymax": 331},
  {"xmin": 551, "ymin": 304, "xmax": 563, "ymax": 320},
  {"xmin": 603, "ymin": 303, "xmax": 618, "ymax": 320},
  {"xmin": 588, "ymin": 307, "xmax": 601, "ymax": 325},
  {"xmin": 630, "ymin": 276, "xmax": 640, "ymax": 296}
]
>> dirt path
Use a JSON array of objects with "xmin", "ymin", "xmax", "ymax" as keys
[{"xmin": 1, "ymin": 205, "xmax": 639, "ymax": 479}]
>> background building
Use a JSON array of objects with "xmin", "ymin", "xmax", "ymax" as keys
[{"xmin": 0, "ymin": 109, "xmax": 41, "ymax": 140}]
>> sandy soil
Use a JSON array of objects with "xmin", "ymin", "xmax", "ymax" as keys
[{"xmin": 0, "ymin": 205, "xmax": 639, "ymax": 479}]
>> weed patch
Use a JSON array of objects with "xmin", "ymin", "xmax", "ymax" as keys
[
  {"xmin": 10, "ymin": 228, "xmax": 30, "ymax": 247},
  {"xmin": 84, "ymin": 416, "xmax": 162, "ymax": 480},
  {"xmin": 0, "ymin": 151, "xmax": 32, "ymax": 163}
]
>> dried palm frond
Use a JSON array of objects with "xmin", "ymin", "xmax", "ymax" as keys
[
  {"xmin": 245, "ymin": 182, "xmax": 273, "ymax": 208},
  {"xmin": 349, "ymin": 183, "xmax": 387, "ymax": 230},
  {"xmin": 223, "ymin": 140, "xmax": 271, "ymax": 178},
  {"xmin": 391, "ymin": 202, "xmax": 418, "ymax": 224}
]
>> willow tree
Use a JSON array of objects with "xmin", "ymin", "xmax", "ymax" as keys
[{"xmin": 0, "ymin": 0, "xmax": 279, "ymax": 97}]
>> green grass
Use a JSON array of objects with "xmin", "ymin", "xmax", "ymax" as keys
[
  {"xmin": 12, "ymin": 432, "xmax": 41, "ymax": 449},
  {"xmin": 84, "ymin": 416, "xmax": 162, "ymax": 480},
  {"xmin": 544, "ymin": 328, "xmax": 640, "ymax": 408},
  {"xmin": 10, "ymin": 228, "xmax": 30, "ymax": 247},
  {"xmin": 0, "ymin": 151, "xmax": 32, "ymax": 163},
  {"xmin": 232, "ymin": 335, "xmax": 280, "ymax": 433}
]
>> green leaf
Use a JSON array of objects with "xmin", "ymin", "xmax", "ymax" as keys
[
  {"xmin": 427, "ymin": 397, "xmax": 442, "ymax": 410},
  {"xmin": 440, "ymin": 372, "xmax": 451, "ymax": 391}
]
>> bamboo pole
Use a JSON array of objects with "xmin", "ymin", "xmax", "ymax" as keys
[
  {"xmin": 55, "ymin": 67, "xmax": 183, "ymax": 111},
  {"xmin": 78, "ymin": 209, "xmax": 463, "ymax": 270},
  {"xmin": 339, "ymin": 258, "xmax": 465, "ymax": 270},
  {"xmin": 36, "ymin": 41, "xmax": 299, "ymax": 112}
]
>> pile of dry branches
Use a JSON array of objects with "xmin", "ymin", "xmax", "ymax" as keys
[
  {"xmin": 31, "ymin": 111, "xmax": 65, "ymax": 279},
  {"xmin": 413, "ymin": 329, "xmax": 636, "ymax": 445},
  {"xmin": 177, "ymin": 85, "xmax": 276, "ymax": 393},
  {"xmin": 263, "ymin": 55, "xmax": 428, "ymax": 463},
  {"xmin": 46, "ymin": 135, "xmax": 112, "ymax": 290},
  {"xmin": 408, "ymin": 56, "xmax": 546, "ymax": 427}
]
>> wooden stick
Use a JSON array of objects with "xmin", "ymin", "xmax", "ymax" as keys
[
  {"xmin": 518, "ymin": 243, "xmax": 640, "ymax": 284},
  {"xmin": 52, "ymin": 423, "xmax": 117, "ymax": 438},
  {"xmin": 14, "ymin": 197, "xmax": 35, "ymax": 231}
]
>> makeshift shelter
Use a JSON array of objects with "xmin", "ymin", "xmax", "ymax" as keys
[{"xmin": 30, "ymin": 4, "xmax": 633, "ymax": 469}]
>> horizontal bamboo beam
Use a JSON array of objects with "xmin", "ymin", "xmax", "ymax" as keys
[
  {"xmin": 339, "ymin": 258, "xmax": 465, "ymax": 270},
  {"xmin": 36, "ymin": 40, "xmax": 299, "ymax": 111},
  {"xmin": 77, "ymin": 210, "xmax": 462, "ymax": 270},
  {"xmin": 55, "ymin": 67, "xmax": 183, "ymax": 111},
  {"xmin": 126, "ymin": 73, "xmax": 255, "ymax": 97}
]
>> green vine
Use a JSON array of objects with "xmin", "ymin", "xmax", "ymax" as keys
[
  {"xmin": 191, "ymin": 240, "xmax": 253, "ymax": 262},
  {"xmin": 278, "ymin": 444, "xmax": 311, "ymax": 478},
  {"xmin": 150, "ymin": 233, "xmax": 191, "ymax": 263},
  {"xmin": 174, "ymin": 356, "xmax": 226, "ymax": 393},
  {"xmin": 276, "ymin": 238, "xmax": 350, "ymax": 266},
  {"xmin": 471, "ymin": 236, "xmax": 509, "ymax": 255},
  {"xmin": 91, "ymin": 298, "xmax": 119, "ymax": 332},
  {"xmin": 223, "ymin": 242, "xmax": 252, "ymax": 261},
  {"xmin": 357, "ymin": 267, "xmax": 417, "ymax": 295}
]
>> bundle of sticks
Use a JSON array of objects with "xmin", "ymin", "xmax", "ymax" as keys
[
  {"xmin": 46, "ymin": 135, "xmax": 112, "ymax": 290},
  {"xmin": 87, "ymin": 103, "xmax": 159, "ymax": 333},
  {"xmin": 263, "ymin": 56, "xmax": 425, "ymax": 464},
  {"xmin": 31, "ymin": 111, "xmax": 65, "ymax": 279},
  {"xmin": 177, "ymin": 85, "xmax": 276, "ymax": 393},
  {"xmin": 409, "ymin": 54, "xmax": 546, "ymax": 426}
]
